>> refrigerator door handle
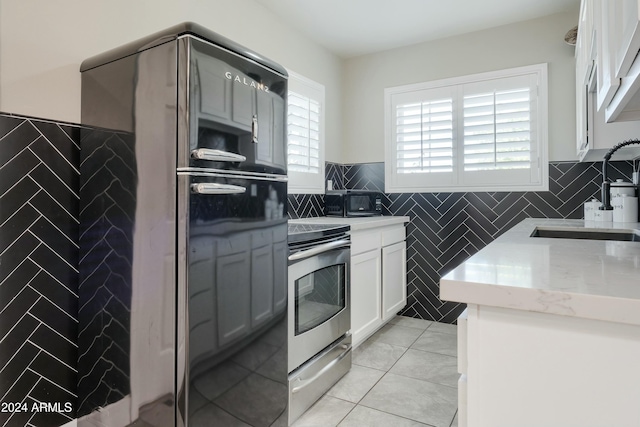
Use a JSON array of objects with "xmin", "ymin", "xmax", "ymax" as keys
[
  {"xmin": 191, "ymin": 148, "xmax": 247, "ymax": 162},
  {"xmin": 190, "ymin": 183, "xmax": 246, "ymax": 195},
  {"xmin": 251, "ymin": 114, "xmax": 258, "ymax": 143}
]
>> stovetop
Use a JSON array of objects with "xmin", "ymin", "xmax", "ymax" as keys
[{"xmin": 287, "ymin": 222, "xmax": 350, "ymax": 246}]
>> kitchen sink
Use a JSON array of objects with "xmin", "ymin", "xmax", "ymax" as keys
[{"xmin": 530, "ymin": 227, "xmax": 640, "ymax": 242}]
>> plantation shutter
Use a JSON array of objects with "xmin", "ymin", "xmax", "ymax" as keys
[
  {"xmin": 462, "ymin": 75, "xmax": 535, "ymax": 172},
  {"xmin": 388, "ymin": 86, "xmax": 457, "ymax": 190},
  {"xmin": 288, "ymin": 91, "xmax": 321, "ymax": 173},
  {"xmin": 385, "ymin": 64, "xmax": 546, "ymax": 193},
  {"xmin": 287, "ymin": 71, "xmax": 325, "ymax": 194},
  {"xmin": 395, "ymin": 98, "xmax": 454, "ymax": 174}
]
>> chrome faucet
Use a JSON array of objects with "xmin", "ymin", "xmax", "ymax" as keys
[{"xmin": 600, "ymin": 139, "xmax": 640, "ymax": 210}]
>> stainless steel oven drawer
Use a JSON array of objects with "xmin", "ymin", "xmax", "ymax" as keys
[{"xmin": 288, "ymin": 333, "xmax": 352, "ymax": 424}]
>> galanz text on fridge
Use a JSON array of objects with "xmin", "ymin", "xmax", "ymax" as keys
[{"xmin": 224, "ymin": 72, "xmax": 269, "ymax": 92}]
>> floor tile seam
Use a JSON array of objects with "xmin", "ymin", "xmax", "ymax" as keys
[
  {"xmin": 403, "ymin": 346, "xmax": 458, "ymax": 360},
  {"xmin": 384, "ymin": 368, "xmax": 458, "ymax": 390},
  {"xmin": 342, "ymin": 363, "xmax": 394, "ymax": 406},
  {"xmin": 348, "ymin": 361, "xmax": 389, "ymax": 374},
  {"xmin": 381, "ymin": 345, "xmax": 411, "ymax": 376},
  {"xmin": 387, "ymin": 322, "xmax": 433, "ymax": 332},
  {"xmin": 448, "ymin": 409, "xmax": 459, "ymax": 427},
  {"xmin": 408, "ymin": 347, "xmax": 458, "ymax": 359},
  {"xmin": 420, "ymin": 327, "xmax": 457, "ymax": 338},
  {"xmin": 308, "ymin": 395, "xmax": 357, "ymax": 427},
  {"xmin": 354, "ymin": 401, "xmax": 438, "ymax": 427},
  {"xmin": 190, "ymin": 398, "xmax": 242, "ymax": 424},
  {"xmin": 424, "ymin": 323, "xmax": 458, "ymax": 335},
  {"xmin": 377, "ymin": 327, "xmax": 426, "ymax": 349},
  {"xmin": 384, "ymin": 323, "xmax": 428, "ymax": 334}
]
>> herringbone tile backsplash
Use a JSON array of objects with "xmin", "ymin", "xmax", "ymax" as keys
[
  {"xmin": 1, "ymin": 110, "xmax": 637, "ymax": 425},
  {"xmin": 289, "ymin": 160, "xmax": 635, "ymax": 322},
  {"xmin": 0, "ymin": 114, "xmax": 79, "ymax": 426}
]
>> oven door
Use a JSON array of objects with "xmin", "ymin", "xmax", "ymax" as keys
[{"xmin": 288, "ymin": 242, "xmax": 350, "ymax": 372}]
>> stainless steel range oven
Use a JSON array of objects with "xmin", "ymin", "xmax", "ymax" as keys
[{"xmin": 287, "ymin": 223, "xmax": 352, "ymax": 423}]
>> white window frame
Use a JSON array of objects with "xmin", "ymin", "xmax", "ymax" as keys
[
  {"xmin": 384, "ymin": 64, "xmax": 548, "ymax": 193},
  {"xmin": 287, "ymin": 71, "xmax": 325, "ymax": 194}
]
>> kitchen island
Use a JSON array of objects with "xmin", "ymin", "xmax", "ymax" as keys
[{"xmin": 440, "ymin": 218, "xmax": 640, "ymax": 427}]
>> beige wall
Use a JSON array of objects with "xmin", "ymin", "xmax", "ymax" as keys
[
  {"xmin": 341, "ymin": 9, "xmax": 580, "ymax": 163},
  {"xmin": 0, "ymin": 0, "xmax": 344, "ymax": 162},
  {"xmin": 0, "ymin": 3, "xmax": 581, "ymax": 164}
]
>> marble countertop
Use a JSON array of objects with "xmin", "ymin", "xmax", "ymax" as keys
[
  {"xmin": 440, "ymin": 218, "xmax": 640, "ymax": 326},
  {"xmin": 289, "ymin": 215, "xmax": 410, "ymax": 231}
]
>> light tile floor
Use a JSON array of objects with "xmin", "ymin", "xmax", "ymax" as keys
[{"xmin": 292, "ymin": 316, "xmax": 458, "ymax": 427}]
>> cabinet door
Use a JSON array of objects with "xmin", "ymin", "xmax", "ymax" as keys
[
  {"xmin": 188, "ymin": 236, "xmax": 217, "ymax": 361},
  {"xmin": 596, "ymin": 0, "xmax": 621, "ymax": 109},
  {"xmin": 251, "ymin": 244, "xmax": 274, "ymax": 328},
  {"xmin": 216, "ymin": 251, "xmax": 251, "ymax": 347},
  {"xmin": 231, "ymin": 81, "xmax": 255, "ymax": 130},
  {"xmin": 272, "ymin": 96, "xmax": 286, "ymax": 170},
  {"xmin": 256, "ymin": 90, "xmax": 274, "ymax": 165},
  {"xmin": 195, "ymin": 54, "xmax": 232, "ymax": 122},
  {"xmin": 612, "ymin": 0, "xmax": 640, "ymax": 79},
  {"xmin": 382, "ymin": 241, "xmax": 407, "ymax": 321},
  {"xmin": 351, "ymin": 249, "xmax": 382, "ymax": 347}
]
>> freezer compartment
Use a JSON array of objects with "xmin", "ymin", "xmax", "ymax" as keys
[
  {"xmin": 288, "ymin": 334, "xmax": 352, "ymax": 425},
  {"xmin": 187, "ymin": 38, "xmax": 287, "ymax": 175}
]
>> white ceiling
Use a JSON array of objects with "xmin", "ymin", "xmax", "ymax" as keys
[{"xmin": 253, "ymin": 0, "xmax": 580, "ymax": 58}]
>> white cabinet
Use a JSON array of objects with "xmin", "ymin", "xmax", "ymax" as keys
[
  {"xmin": 603, "ymin": 0, "xmax": 640, "ymax": 122},
  {"xmin": 350, "ymin": 223, "xmax": 407, "ymax": 347},
  {"xmin": 351, "ymin": 249, "xmax": 382, "ymax": 344},
  {"xmin": 460, "ymin": 304, "xmax": 640, "ymax": 427},
  {"xmin": 381, "ymin": 241, "xmax": 407, "ymax": 322},
  {"xmin": 576, "ymin": 0, "xmax": 640, "ymax": 160}
]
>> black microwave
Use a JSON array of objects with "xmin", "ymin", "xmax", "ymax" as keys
[{"xmin": 325, "ymin": 190, "xmax": 383, "ymax": 217}]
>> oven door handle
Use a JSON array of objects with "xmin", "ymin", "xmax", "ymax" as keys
[
  {"xmin": 288, "ymin": 239, "xmax": 351, "ymax": 262},
  {"xmin": 291, "ymin": 342, "xmax": 351, "ymax": 394}
]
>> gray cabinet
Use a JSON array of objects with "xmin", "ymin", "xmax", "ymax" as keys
[
  {"xmin": 189, "ymin": 224, "xmax": 286, "ymax": 361},
  {"xmin": 216, "ymin": 250, "xmax": 251, "ymax": 347}
]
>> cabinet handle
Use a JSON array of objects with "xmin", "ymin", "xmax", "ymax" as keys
[
  {"xmin": 251, "ymin": 115, "xmax": 258, "ymax": 143},
  {"xmin": 191, "ymin": 148, "xmax": 246, "ymax": 162},
  {"xmin": 190, "ymin": 183, "xmax": 246, "ymax": 195},
  {"xmin": 288, "ymin": 239, "xmax": 351, "ymax": 262}
]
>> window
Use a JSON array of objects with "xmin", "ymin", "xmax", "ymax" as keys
[
  {"xmin": 385, "ymin": 64, "xmax": 548, "ymax": 193},
  {"xmin": 287, "ymin": 71, "xmax": 325, "ymax": 194}
]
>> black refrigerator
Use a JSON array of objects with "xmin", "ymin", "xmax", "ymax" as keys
[{"xmin": 78, "ymin": 23, "xmax": 288, "ymax": 426}]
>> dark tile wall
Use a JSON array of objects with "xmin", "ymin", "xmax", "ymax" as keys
[
  {"xmin": 0, "ymin": 113, "xmax": 79, "ymax": 427},
  {"xmin": 288, "ymin": 160, "xmax": 635, "ymax": 322},
  {"xmin": 77, "ymin": 127, "xmax": 135, "ymax": 416}
]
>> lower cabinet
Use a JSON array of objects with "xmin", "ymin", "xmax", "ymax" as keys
[
  {"xmin": 382, "ymin": 241, "xmax": 406, "ymax": 322},
  {"xmin": 350, "ymin": 223, "xmax": 407, "ymax": 347},
  {"xmin": 459, "ymin": 304, "xmax": 640, "ymax": 427},
  {"xmin": 351, "ymin": 249, "xmax": 382, "ymax": 345}
]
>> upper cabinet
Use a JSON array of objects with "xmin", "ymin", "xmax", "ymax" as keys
[
  {"xmin": 576, "ymin": 0, "xmax": 640, "ymax": 161},
  {"xmin": 603, "ymin": 0, "xmax": 640, "ymax": 122}
]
